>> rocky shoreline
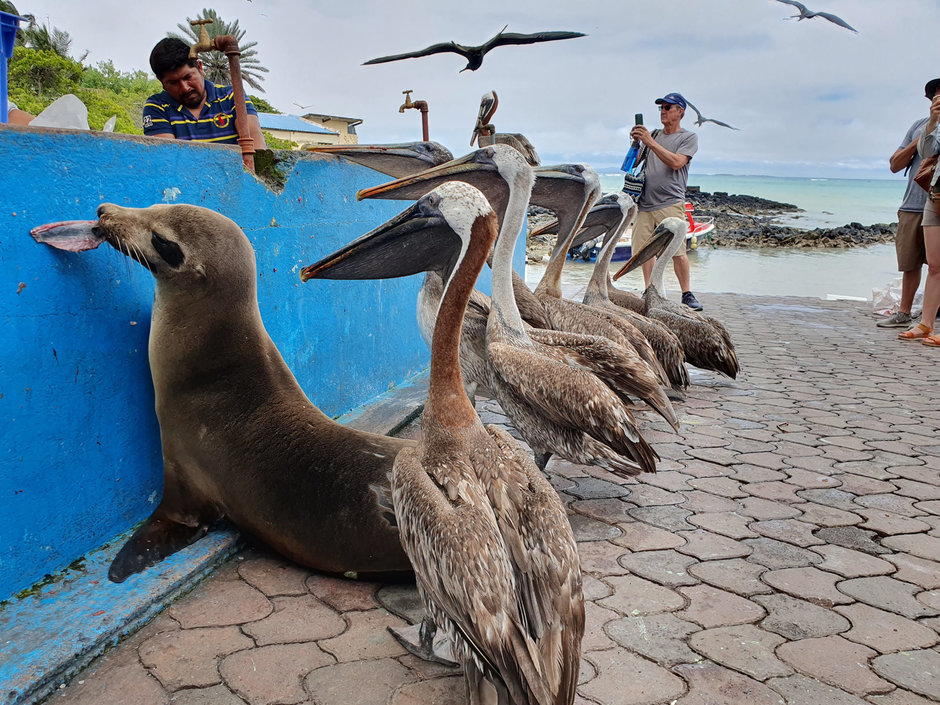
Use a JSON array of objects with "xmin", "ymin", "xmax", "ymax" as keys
[{"xmin": 526, "ymin": 188, "xmax": 897, "ymax": 260}]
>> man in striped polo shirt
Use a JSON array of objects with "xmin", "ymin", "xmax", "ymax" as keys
[{"xmin": 143, "ymin": 38, "xmax": 266, "ymax": 148}]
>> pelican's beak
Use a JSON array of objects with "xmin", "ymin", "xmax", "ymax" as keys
[
  {"xmin": 300, "ymin": 200, "xmax": 457, "ymax": 283},
  {"xmin": 306, "ymin": 143, "xmax": 453, "ymax": 179},
  {"xmin": 357, "ymin": 148, "xmax": 500, "ymax": 203},
  {"xmin": 612, "ymin": 222, "xmax": 674, "ymax": 280}
]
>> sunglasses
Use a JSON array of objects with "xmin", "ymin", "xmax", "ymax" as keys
[{"xmin": 659, "ymin": 104, "xmax": 678, "ymax": 111}]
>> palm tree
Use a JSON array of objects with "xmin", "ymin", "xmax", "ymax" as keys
[
  {"xmin": 169, "ymin": 8, "xmax": 268, "ymax": 92},
  {"xmin": 0, "ymin": 1, "xmax": 36, "ymax": 46}
]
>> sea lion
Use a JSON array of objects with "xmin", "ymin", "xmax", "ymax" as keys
[{"xmin": 42, "ymin": 203, "xmax": 414, "ymax": 582}]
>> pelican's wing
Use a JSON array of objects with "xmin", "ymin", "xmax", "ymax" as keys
[
  {"xmin": 485, "ymin": 30, "xmax": 586, "ymax": 51},
  {"xmin": 817, "ymin": 11, "xmax": 858, "ymax": 32},
  {"xmin": 363, "ymin": 41, "xmax": 465, "ymax": 65},
  {"xmin": 391, "ymin": 452, "xmax": 551, "ymax": 705}
]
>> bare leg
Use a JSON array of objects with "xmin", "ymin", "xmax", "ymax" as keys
[
  {"xmin": 672, "ymin": 253, "xmax": 691, "ymax": 293},
  {"xmin": 922, "ymin": 225, "xmax": 940, "ymax": 330},
  {"xmin": 900, "ymin": 268, "xmax": 923, "ymax": 314}
]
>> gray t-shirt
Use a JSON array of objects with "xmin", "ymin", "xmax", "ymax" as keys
[
  {"xmin": 638, "ymin": 127, "xmax": 698, "ymax": 211},
  {"xmin": 899, "ymin": 117, "xmax": 929, "ymax": 212}
]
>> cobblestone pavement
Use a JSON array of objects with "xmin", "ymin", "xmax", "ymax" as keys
[{"xmin": 44, "ymin": 294, "xmax": 940, "ymax": 705}]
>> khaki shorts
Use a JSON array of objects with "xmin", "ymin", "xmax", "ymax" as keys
[
  {"xmin": 632, "ymin": 202, "xmax": 687, "ymax": 257},
  {"xmin": 897, "ymin": 209, "xmax": 927, "ymax": 271},
  {"xmin": 922, "ymin": 200, "xmax": 940, "ymax": 228}
]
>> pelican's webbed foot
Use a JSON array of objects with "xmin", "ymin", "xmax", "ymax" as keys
[{"xmin": 387, "ymin": 616, "xmax": 457, "ymax": 666}]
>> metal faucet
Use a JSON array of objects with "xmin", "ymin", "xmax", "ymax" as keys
[
  {"xmin": 188, "ymin": 19, "xmax": 214, "ymax": 59},
  {"xmin": 398, "ymin": 90, "xmax": 430, "ymax": 140}
]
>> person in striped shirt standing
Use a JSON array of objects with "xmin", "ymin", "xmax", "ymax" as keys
[{"xmin": 143, "ymin": 38, "xmax": 266, "ymax": 149}]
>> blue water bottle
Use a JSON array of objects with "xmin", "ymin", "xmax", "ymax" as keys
[{"xmin": 621, "ymin": 113, "xmax": 644, "ymax": 172}]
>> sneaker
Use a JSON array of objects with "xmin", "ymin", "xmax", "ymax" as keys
[
  {"xmin": 876, "ymin": 311, "xmax": 913, "ymax": 328},
  {"xmin": 681, "ymin": 291, "xmax": 703, "ymax": 311}
]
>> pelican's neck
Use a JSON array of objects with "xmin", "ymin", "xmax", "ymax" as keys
[
  {"xmin": 427, "ymin": 214, "xmax": 497, "ymax": 430},
  {"xmin": 490, "ymin": 170, "xmax": 533, "ymax": 336},
  {"xmin": 649, "ymin": 222, "xmax": 685, "ymax": 295},
  {"xmin": 535, "ymin": 185, "xmax": 599, "ymax": 299},
  {"xmin": 586, "ymin": 213, "xmax": 626, "ymax": 300}
]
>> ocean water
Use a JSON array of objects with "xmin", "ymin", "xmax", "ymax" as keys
[
  {"xmin": 536, "ymin": 173, "xmax": 913, "ymax": 302},
  {"xmin": 597, "ymin": 173, "xmax": 906, "ymax": 229}
]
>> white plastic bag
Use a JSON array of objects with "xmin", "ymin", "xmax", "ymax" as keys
[
  {"xmin": 872, "ymin": 276, "xmax": 924, "ymax": 316},
  {"xmin": 28, "ymin": 94, "xmax": 89, "ymax": 130}
]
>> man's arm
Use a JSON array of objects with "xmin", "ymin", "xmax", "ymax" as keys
[
  {"xmin": 630, "ymin": 126, "xmax": 690, "ymax": 171},
  {"xmin": 247, "ymin": 114, "xmax": 267, "ymax": 150},
  {"xmin": 890, "ymin": 138, "xmax": 919, "ymax": 173},
  {"xmin": 918, "ymin": 95, "xmax": 940, "ymax": 158}
]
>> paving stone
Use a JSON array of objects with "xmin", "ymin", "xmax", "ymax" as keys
[
  {"xmin": 566, "ymin": 475, "xmax": 632, "ymax": 499},
  {"xmin": 689, "ymin": 624, "xmax": 791, "ymax": 679},
  {"xmin": 236, "ymin": 554, "xmax": 310, "ymax": 597},
  {"xmin": 815, "ymin": 526, "xmax": 892, "ymax": 555},
  {"xmin": 628, "ymin": 504, "xmax": 695, "ymax": 531},
  {"xmin": 734, "ymin": 452, "xmax": 790, "ymax": 470},
  {"xmin": 893, "ymin": 478, "xmax": 940, "ymax": 501},
  {"xmin": 797, "ymin": 502, "xmax": 862, "ymax": 527},
  {"xmin": 569, "ymin": 513, "xmax": 622, "ymax": 541},
  {"xmin": 738, "ymin": 497, "xmax": 803, "ymax": 520},
  {"xmin": 917, "ymin": 588, "xmax": 940, "ymax": 610},
  {"xmin": 765, "ymin": 674, "xmax": 870, "ymax": 705},
  {"xmin": 871, "ymin": 649, "xmax": 940, "ymax": 700},
  {"xmin": 798, "ymin": 488, "xmax": 860, "ymax": 511},
  {"xmin": 744, "ymin": 538, "xmax": 824, "ymax": 569},
  {"xmin": 688, "ymin": 558, "xmax": 772, "ymax": 596},
  {"xmin": 636, "ymin": 470, "xmax": 693, "ymax": 492},
  {"xmin": 776, "ymin": 635, "xmax": 893, "ymax": 696},
  {"xmin": 618, "ymin": 549, "xmax": 698, "ymax": 587},
  {"xmin": 220, "ymin": 643, "xmax": 333, "ymax": 705},
  {"xmin": 168, "ymin": 580, "xmax": 273, "ymax": 628},
  {"xmin": 582, "ymin": 574, "xmax": 612, "ymax": 601},
  {"xmin": 782, "ymin": 467, "xmax": 840, "ymax": 489},
  {"xmin": 753, "ymin": 593, "xmax": 850, "ymax": 640},
  {"xmin": 811, "ymin": 544, "xmax": 895, "ymax": 578},
  {"xmin": 302, "ymin": 658, "xmax": 416, "ymax": 705},
  {"xmin": 680, "ymin": 490, "xmax": 740, "ymax": 514},
  {"xmin": 730, "ymin": 464, "xmax": 788, "ymax": 484},
  {"xmin": 598, "ymin": 575, "xmax": 685, "ymax": 615},
  {"xmin": 686, "ymin": 446, "xmax": 740, "ymax": 466},
  {"xmin": 570, "ymin": 498, "xmax": 634, "ymax": 524},
  {"xmin": 675, "ymin": 529, "xmax": 751, "ymax": 560},
  {"xmin": 918, "ymin": 499, "xmax": 940, "ymax": 516},
  {"xmin": 577, "ymin": 540, "xmax": 631, "ymax": 576},
  {"xmin": 859, "ymin": 509, "xmax": 933, "ymax": 536},
  {"xmin": 682, "ymin": 459, "xmax": 734, "ymax": 477},
  {"xmin": 605, "ymin": 612, "xmax": 702, "ymax": 666},
  {"xmin": 676, "ymin": 584, "xmax": 765, "ymax": 628},
  {"xmin": 856, "ymin": 494, "xmax": 927, "ymax": 518},
  {"xmin": 53, "ymin": 646, "xmax": 170, "ymax": 705},
  {"xmin": 869, "ymin": 689, "xmax": 940, "ymax": 705},
  {"xmin": 611, "ymin": 522, "xmax": 685, "ymax": 551},
  {"xmin": 751, "ymin": 519, "xmax": 824, "ymax": 547},
  {"xmin": 688, "ymin": 511, "xmax": 757, "ymax": 539},
  {"xmin": 673, "ymin": 661, "xmax": 786, "ymax": 705},
  {"xmin": 319, "ymin": 609, "xmax": 409, "ymax": 662},
  {"xmin": 139, "ymin": 626, "xmax": 252, "ymax": 690},
  {"xmin": 167, "ymin": 685, "xmax": 246, "ymax": 705},
  {"xmin": 688, "ymin": 476, "xmax": 748, "ymax": 498},
  {"xmin": 388, "ymin": 676, "xmax": 465, "ymax": 705},
  {"xmin": 886, "ymin": 553, "xmax": 940, "ymax": 589},
  {"xmin": 882, "ymin": 533, "xmax": 940, "ymax": 562},
  {"xmin": 375, "ymin": 584, "xmax": 423, "ymax": 624},
  {"xmin": 838, "ymin": 576, "xmax": 937, "ymax": 619},
  {"xmin": 837, "ymin": 475, "xmax": 899, "ymax": 496},
  {"xmin": 304, "ymin": 576, "xmax": 378, "ymax": 613},
  {"xmin": 761, "ymin": 566, "xmax": 852, "ymax": 607},
  {"xmin": 743, "ymin": 481, "xmax": 804, "ymax": 503},
  {"xmin": 580, "ymin": 648, "xmax": 685, "ymax": 705},
  {"xmin": 582, "ymin": 600, "xmax": 620, "ymax": 651},
  {"xmin": 242, "ymin": 594, "xmax": 346, "ymax": 645},
  {"xmin": 834, "ymin": 603, "xmax": 938, "ymax": 653}
]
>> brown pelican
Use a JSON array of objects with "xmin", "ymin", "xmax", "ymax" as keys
[
  {"xmin": 614, "ymin": 218, "xmax": 739, "ymax": 379},
  {"xmin": 529, "ymin": 167, "xmax": 672, "ymax": 390},
  {"xmin": 471, "ymin": 90, "xmax": 541, "ymax": 166},
  {"xmin": 307, "ymin": 181, "xmax": 585, "ymax": 704},
  {"xmin": 685, "ymin": 100, "xmax": 740, "ymax": 130},
  {"xmin": 580, "ymin": 193, "xmax": 691, "ymax": 391},
  {"xmin": 305, "ymin": 142, "xmax": 454, "ymax": 179},
  {"xmin": 775, "ymin": 0, "xmax": 858, "ymax": 33},
  {"xmin": 354, "ymin": 144, "xmax": 675, "ymax": 475},
  {"xmin": 363, "ymin": 27, "xmax": 586, "ymax": 72}
]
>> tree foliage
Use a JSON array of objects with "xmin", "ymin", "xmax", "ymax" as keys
[
  {"xmin": 169, "ymin": 8, "xmax": 268, "ymax": 92},
  {"xmin": 249, "ymin": 94, "xmax": 278, "ymax": 114}
]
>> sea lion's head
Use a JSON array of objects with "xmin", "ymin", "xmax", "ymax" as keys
[{"xmin": 95, "ymin": 203, "xmax": 255, "ymax": 285}]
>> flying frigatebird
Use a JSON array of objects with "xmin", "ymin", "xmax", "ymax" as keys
[
  {"xmin": 774, "ymin": 0, "xmax": 858, "ymax": 33},
  {"xmin": 363, "ymin": 26, "xmax": 586, "ymax": 72}
]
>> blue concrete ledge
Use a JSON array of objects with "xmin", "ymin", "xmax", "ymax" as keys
[{"xmin": 0, "ymin": 368, "xmax": 429, "ymax": 705}]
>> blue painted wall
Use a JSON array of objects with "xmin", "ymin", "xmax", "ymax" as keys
[{"xmin": 0, "ymin": 126, "xmax": 524, "ymax": 603}]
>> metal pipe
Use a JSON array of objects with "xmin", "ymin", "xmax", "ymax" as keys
[
  {"xmin": 213, "ymin": 34, "xmax": 255, "ymax": 172},
  {"xmin": 398, "ymin": 90, "xmax": 429, "ymax": 141}
]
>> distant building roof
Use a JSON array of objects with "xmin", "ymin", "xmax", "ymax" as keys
[
  {"xmin": 302, "ymin": 113, "xmax": 363, "ymax": 126},
  {"xmin": 258, "ymin": 113, "xmax": 337, "ymax": 135}
]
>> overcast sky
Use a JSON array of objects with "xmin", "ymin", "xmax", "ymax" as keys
[{"xmin": 19, "ymin": 0, "xmax": 940, "ymax": 179}]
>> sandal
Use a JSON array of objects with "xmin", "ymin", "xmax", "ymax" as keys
[
  {"xmin": 923, "ymin": 334, "xmax": 940, "ymax": 347},
  {"xmin": 898, "ymin": 322, "xmax": 933, "ymax": 340}
]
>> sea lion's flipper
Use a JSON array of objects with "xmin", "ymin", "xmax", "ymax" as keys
[{"xmin": 108, "ymin": 511, "xmax": 210, "ymax": 583}]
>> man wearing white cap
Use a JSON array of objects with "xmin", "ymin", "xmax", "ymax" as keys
[{"xmin": 629, "ymin": 91, "xmax": 702, "ymax": 311}]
